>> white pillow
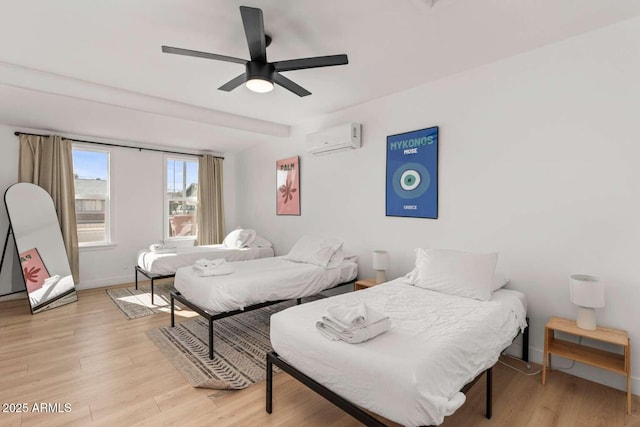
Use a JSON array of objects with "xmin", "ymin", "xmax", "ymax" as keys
[
  {"xmin": 251, "ymin": 235, "xmax": 273, "ymax": 247},
  {"xmin": 492, "ymin": 273, "xmax": 510, "ymax": 291},
  {"xmin": 223, "ymin": 228, "xmax": 256, "ymax": 248},
  {"xmin": 285, "ymin": 236, "xmax": 343, "ymax": 268},
  {"xmin": 342, "ymin": 252, "xmax": 358, "ymax": 263},
  {"xmin": 411, "ymin": 248, "xmax": 498, "ymax": 301},
  {"xmin": 326, "ymin": 247, "xmax": 344, "ymax": 269}
]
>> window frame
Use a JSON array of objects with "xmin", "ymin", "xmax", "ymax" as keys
[
  {"xmin": 72, "ymin": 144, "xmax": 112, "ymax": 247},
  {"xmin": 164, "ymin": 154, "xmax": 199, "ymax": 242}
]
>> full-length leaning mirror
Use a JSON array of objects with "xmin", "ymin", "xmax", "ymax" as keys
[{"xmin": 4, "ymin": 183, "xmax": 77, "ymax": 313}]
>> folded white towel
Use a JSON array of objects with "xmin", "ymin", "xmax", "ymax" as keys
[
  {"xmin": 194, "ymin": 258, "xmax": 225, "ymax": 269},
  {"xmin": 324, "ymin": 303, "xmax": 387, "ymax": 331},
  {"xmin": 326, "ymin": 303, "xmax": 367, "ymax": 329},
  {"xmin": 149, "ymin": 243, "xmax": 163, "ymax": 251},
  {"xmin": 192, "ymin": 263, "xmax": 234, "ymax": 277},
  {"xmin": 340, "ymin": 318, "xmax": 391, "ymax": 344},
  {"xmin": 316, "ymin": 321, "xmax": 340, "ymax": 341},
  {"xmin": 316, "ymin": 317, "xmax": 391, "ymax": 344}
]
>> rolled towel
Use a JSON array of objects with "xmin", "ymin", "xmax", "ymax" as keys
[
  {"xmin": 325, "ymin": 302, "xmax": 367, "ymax": 329},
  {"xmin": 325, "ymin": 303, "xmax": 386, "ymax": 331},
  {"xmin": 192, "ymin": 263, "xmax": 234, "ymax": 277},
  {"xmin": 195, "ymin": 258, "xmax": 225, "ymax": 269},
  {"xmin": 149, "ymin": 243, "xmax": 164, "ymax": 251},
  {"xmin": 149, "ymin": 243, "xmax": 177, "ymax": 253}
]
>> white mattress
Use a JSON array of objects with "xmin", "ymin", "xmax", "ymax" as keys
[
  {"xmin": 137, "ymin": 245, "xmax": 274, "ymax": 275},
  {"xmin": 270, "ymin": 278, "xmax": 527, "ymax": 427},
  {"xmin": 174, "ymin": 256, "xmax": 358, "ymax": 314}
]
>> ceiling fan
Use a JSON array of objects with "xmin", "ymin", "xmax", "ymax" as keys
[{"xmin": 161, "ymin": 6, "xmax": 349, "ymax": 97}]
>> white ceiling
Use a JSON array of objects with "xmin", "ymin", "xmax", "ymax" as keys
[{"xmin": 1, "ymin": 0, "xmax": 639, "ymax": 153}]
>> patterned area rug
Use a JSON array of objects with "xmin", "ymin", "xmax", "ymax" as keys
[
  {"xmin": 106, "ymin": 282, "xmax": 181, "ymax": 319},
  {"xmin": 146, "ymin": 301, "xmax": 295, "ymax": 389}
]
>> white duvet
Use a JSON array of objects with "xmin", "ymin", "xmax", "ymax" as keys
[
  {"xmin": 270, "ymin": 278, "xmax": 527, "ymax": 427},
  {"xmin": 174, "ymin": 256, "xmax": 358, "ymax": 314},
  {"xmin": 137, "ymin": 245, "xmax": 274, "ymax": 275}
]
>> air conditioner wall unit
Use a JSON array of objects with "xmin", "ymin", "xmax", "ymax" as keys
[{"xmin": 306, "ymin": 122, "xmax": 362, "ymax": 155}]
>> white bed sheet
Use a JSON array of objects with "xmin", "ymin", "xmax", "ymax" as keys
[
  {"xmin": 270, "ymin": 278, "xmax": 527, "ymax": 427},
  {"xmin": 174, "ymin": 256, "xmax": 358, "ymax": 314},
  {"xmin": 137, "ymin": 245, "xmax": 274, "ymax": 275},
  {"xmin": 28, "ymin": 274, "xmax": 75, "ymax": 306}
]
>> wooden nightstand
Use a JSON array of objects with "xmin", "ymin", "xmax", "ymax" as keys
[
  {"xmin": 354, "ymin": 278, "xmax": 377, "ymax": 291},
  {"xmin": 542, "ymin": 316, "xmax": 631, "ymax": 414}
]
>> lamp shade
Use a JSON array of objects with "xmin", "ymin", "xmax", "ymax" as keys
[
  {"xmin": 372, "ymin": 250, "xmax": 388, "ymax": 270},
  {"xmin": 570, "ymin": 275, "xmax": 604, "ymax": 308}
]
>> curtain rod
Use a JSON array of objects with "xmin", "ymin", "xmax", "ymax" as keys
[{"xmin": 14, "ymin": 131, "xmax": 224, "ymax": 160}]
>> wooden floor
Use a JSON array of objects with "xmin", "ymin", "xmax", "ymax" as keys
[{"xmin": 0, "ymin": 284, "xmax": 638, "ymax": 427}]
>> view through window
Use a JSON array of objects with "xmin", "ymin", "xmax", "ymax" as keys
[
  {"xmin": 72, "ymin": 148, "xmax": 110, "ymax": 245},
  {"xmin": 166, "ymin": 158, "xmax": 198, "ymax": 239}
]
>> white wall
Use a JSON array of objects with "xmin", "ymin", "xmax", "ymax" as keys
[
  {"xmin": 234, "ymin": 17, "xmax": 640, "ymax": 393},
  {"xmin": 0, "ymin": 127, "xmax": 237, "ymax": 296}
]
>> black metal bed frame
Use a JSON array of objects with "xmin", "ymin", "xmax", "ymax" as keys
[
  {"xmin": 265, "ymin": 318, "xmax": 530, "ymax": 426},
  {"xmin": 170, "ymin": 280, "xmax": 356, "ymax": 360},
  {"xmin": 134, "ymin": 265, "xmax": 175, "ymax": 305},
  {"xmin": 267, "ymin": 351, "xmax": 492, "ymax": 427}
]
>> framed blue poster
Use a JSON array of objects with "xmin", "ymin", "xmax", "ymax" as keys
[{"xmin": 385, "ymin": 126, "xmax": 438, "ymax": 219}]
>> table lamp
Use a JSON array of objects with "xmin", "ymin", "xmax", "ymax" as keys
[
  {"xmin": 372, "ymin": 250, "xmax": 388, "ymax": 284},
  {"xmin": 569, "ymin": 274, "xmax": 605, "ymax": 330}
]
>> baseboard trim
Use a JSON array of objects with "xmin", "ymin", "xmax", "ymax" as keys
[{"xmin": 76, "ymin": 274, "xmax": 135, "ymax": 290}]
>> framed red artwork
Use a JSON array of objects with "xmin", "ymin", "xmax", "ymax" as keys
[
  {"xmin": 276, "ymin": 156, "xmax": 300, "ymax": 215},
  {"xmin": 19, "ymin": 248, "xmax": 51, "ymax": 293}
]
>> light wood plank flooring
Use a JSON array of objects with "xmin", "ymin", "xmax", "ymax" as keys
[{"xmin": 0, "ymin": 283, "xmax": 638, "ymax": 426}]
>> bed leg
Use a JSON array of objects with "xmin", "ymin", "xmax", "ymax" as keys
[
  {"xmin": 486, "ymin": 367, "xmax": 493, "ymax": 419},
  {"xmin": 209, "ymin": 318, "xmax": 214, "ymax": 360},
  {"xmin": 523, "ymin": 318, "xmax": 530, "ymax": 362},
  {"xmin": 151, "ymin": 278, "xmax": 155, "ymax": 305},
  {"xmin": 266, "ymin": 352, "xmax": 273, "ymax": 414},
  {"xmin": 170, "ymin": 293, "xmax": 175, "ymax": 327},
  {"xmin": 296, "ymin": 298, "xmax": 302, "ymax": 305},
  {"xmin": 135, "ymin": 267, "xmax": 138, "ymax": 290}
]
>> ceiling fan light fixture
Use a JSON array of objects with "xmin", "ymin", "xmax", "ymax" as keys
[
  {"xmin": 245, "ymin": 61, "xmax": 275, "ymax": 93},
  {"xmin": 246, "ymin": 77, "xmax": 274, "ymax": 93}
]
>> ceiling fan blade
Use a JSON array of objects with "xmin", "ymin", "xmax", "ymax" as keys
[
  {"xmin": 162, "ymin": 46, "xmax": 247, "ymax": 65},
  {"xmin": 274, "ymin": 72, "xmax": 311, "ymax": 97},
  {"xmin": 239, "ymin": 6, "xmax": 267, "ymax": 63},
  {"xmin": 218, "ymin": 73, "xmax": 247, "ymax": 91},
  {"xmin": 273, "ymin": 54, "xmax": 348, "ymax": 72}
]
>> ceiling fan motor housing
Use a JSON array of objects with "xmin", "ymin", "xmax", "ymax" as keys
[{"xmin": 246, "ymin": 61, "xmax": 275, "ymax": 83}]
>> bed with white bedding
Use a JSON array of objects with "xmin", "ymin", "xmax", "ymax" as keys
[
  {"xmin": 170, "ymin": 236, "xmax": 358, "ymax": 359},
  {"xmin": 134, "ymin": 228, "xmax": 274, "ymax": 304},
  {"xmin": 271, "ymin": 279, "xmax": 526, "ymax": 426},
  {"xmin": 137, "ymin": 245, "xmax": 274, "ymax": 275},
  {"xmin": 267, "ymin": 272, "xmax": 528, "ymax": 426},
  {"xmin": 174, "ymin": 256, "xmax": 357, "ymax": 314}
]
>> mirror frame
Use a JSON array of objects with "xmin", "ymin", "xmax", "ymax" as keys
[{"xmin": 4, "ymin": 182, "xmax": 78, "ymax": 314}]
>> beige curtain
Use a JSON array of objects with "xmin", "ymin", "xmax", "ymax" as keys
[
  {"xmin": 18, "ymin": 135, "xmax": 80, "ymax": 283},
  {"xmin": 196, "ymin": 155, "xmax": 225, "ymax": 245}
]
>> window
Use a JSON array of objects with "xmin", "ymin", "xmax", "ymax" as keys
[
  {"xmin": 72, "ymin": 147, "xmax": 110, "ymax": 245},
  {"xmin": 166, "ymin": 157, "xmax": 198, "ymax": 239}
]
